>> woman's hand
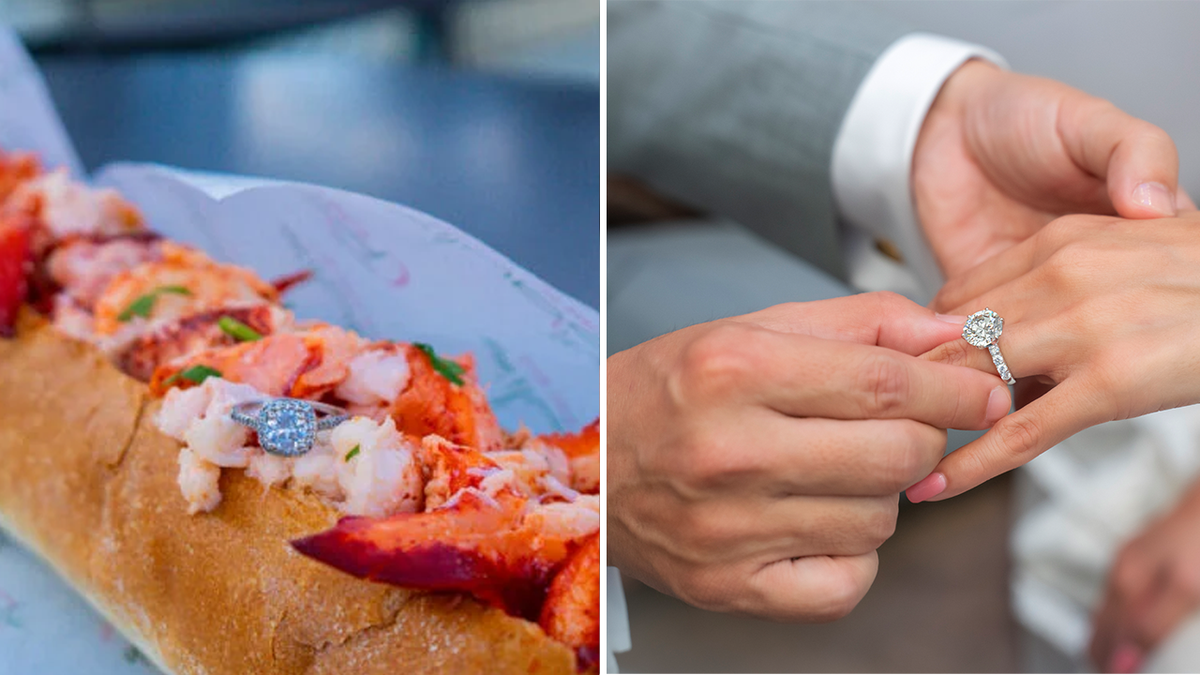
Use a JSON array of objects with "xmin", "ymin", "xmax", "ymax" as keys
[
  {"xmin": 913, "ymin": 60, "xmax": 1188, "ymax": 281},
  {"xmin": 608, "ymin": 292, "xmax": 1009, "ymax": 621},
  {"xmin": 910, "ymin": 212, "xmax": 1200, "ymax": 502},
  {"xmin": 1091, "ymin": 478, "xmax": 1200, "ymax": 673}
]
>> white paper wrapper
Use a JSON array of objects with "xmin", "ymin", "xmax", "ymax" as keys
[{"xmin": 0, "ymin": 29, "xmax": 597, "ymax": 675}]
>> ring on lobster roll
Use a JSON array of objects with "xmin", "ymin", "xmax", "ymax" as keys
[{"xmin": 0, "ymin": 149, "xmax": 599, "ymax": 674}]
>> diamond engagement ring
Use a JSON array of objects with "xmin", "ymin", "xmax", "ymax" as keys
[
  {"xmin": 962, "ymin": 308, "xmax": 1016, "ymax": 386},
  {"xmin": 230, "ymin": 399, "xmax": 349, "ymax": 457}
]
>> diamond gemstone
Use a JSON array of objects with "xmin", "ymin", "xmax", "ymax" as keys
[
  {"xmin": 963, "ymin": 309, "xmax": 1004, "ymax": 348},
  {"xmin": 256, "ymin": 399, "xmax": 317, "ymax": 457}
]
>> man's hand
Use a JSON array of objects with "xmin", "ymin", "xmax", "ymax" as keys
[
  {"xmin": 914, "ymin": 60, "xmax": 1187, "ymax": 281},
  {"xmin": 1091, "ymin": 478, "xmax": 1200, "ymax": 673},
  {"xmin": 607, "ymin": 292, "xmax": 1010, "ymax": 621}
]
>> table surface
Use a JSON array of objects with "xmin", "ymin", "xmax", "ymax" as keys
[{"xmin": 35, "ymin": 54, "xmax": 599, "ymax": 308}]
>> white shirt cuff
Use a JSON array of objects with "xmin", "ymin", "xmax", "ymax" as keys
[
  {"xmin": 831, "ymin": 33, "xmax": 1009, "ymax": 298},
  {"xmin": 606, "ymin": 567, "xmax": 632, "ymax": 672}
]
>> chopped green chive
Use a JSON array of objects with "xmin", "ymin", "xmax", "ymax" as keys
[
  {"xmin": 163, "ymin": 364, "xmax": 222, "ymax": 387},
  {"xmin": 344, "ymin": 445, "xmax": 361, "ymax": 462},
  {"xmin": 117, "ymin": 285, "xmax": 193, "ymax": 322},
  {"xmin": 117, "ymin": 294, "xmax": 157, "ymax": 321},
  {"xmin": 217, "ymin": 315, "xmax": 262, "ymax": 342},
  {"xmin": 413, "ymin": 342, "xmax": 465, "ymax": 386}
]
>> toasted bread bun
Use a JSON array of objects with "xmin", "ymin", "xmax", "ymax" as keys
[{"xmin": 0, "ymin": 311, "xmax": 576, "ymax": 674}]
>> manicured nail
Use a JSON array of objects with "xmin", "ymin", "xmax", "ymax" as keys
[
  {"xmin": 1132, "ymin": 182, "xmax": 1176, "ymax": 216},
  {"xmin": 906, "ymin": 472, "xmax": 946, "ymax": 504},
  {"xmin": 935, "ymin": 313, "xmax": 967, "ymax": 325},
  {"xmin": 985, "ymin": 386, "xmax": 1011, "ymax": 425},
  {"xmin": 1109, "ymin": 643, "xmax": 1143, "ymax": 674}
]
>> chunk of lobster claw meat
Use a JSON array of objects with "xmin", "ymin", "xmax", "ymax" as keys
[
  {"xmin": 292, "ymin": 489, "xmax": 577, "ymax": 621},
  {"xmin": 0, "ymin": 216, "xmax": 32, "ymax": 337},
  {"xmin": 539, "ymin": 532, "xmax": 600, "ymax": 673}
]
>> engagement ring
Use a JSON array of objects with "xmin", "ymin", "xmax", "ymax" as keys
[
  {"xmin": 230, "ymin": 398, "xmax": 349, "ymax": 457},
  {"xmin": 962, "ymin": 308, "xmax": 1016, "ymax": 386}
]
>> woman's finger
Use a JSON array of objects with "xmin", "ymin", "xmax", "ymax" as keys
[
  {"xmin": 905, "ymin": 374, "xmax": 1112, "ymax": 502},
  {"xmin": 934, "ymin": 214, "xmax": 1124, "ymax": 314},
  {"xmin": 919, "ymin": 314, "xmax": 1071, "ymax": 383}
]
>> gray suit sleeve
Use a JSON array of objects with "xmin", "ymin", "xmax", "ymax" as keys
[{"xmin": 608, "ymin": 1, "xmax": 911, "ymax": 280}]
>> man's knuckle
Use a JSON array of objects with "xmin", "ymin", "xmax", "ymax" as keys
[
  {"xmin": 870, "ymin": 291, "xmax": 908, "ymax": 311},
  {"xmin": 874, "ymin": 438, "xmax": 920, "ymax": 492},
  {"xmin": 674, "ymin": 433, "xmax": 739, "ymax": 489},
  {"xmin": 808, "ymin": 573, "xmax": 865, "ymax": 623},
  {"xmin": 677, "ymin": 324, "xmax": 757, "ymax": 398},
  {"xmin": 676, "ymin": 515, "xmax": 724, "ymax": 553},
  {"xmin": 1134, "ymin": 119, "xmax": 1172, "ymax": 146},
  {"xmin": 675, "ymin": 567, "xmax": 735, "ymax": 612},
  {"xmin": 880, "ymin": 450, "xmax": 918, "ymax": 493},
  {"xmin": 867, "ymin": 504, "xmax": 899, "ymax": 548},
  {"xmin": 859, "ymin": 353, "xmax": 910, "ymax": 416},
  {"xmin": 929, "ymin": 340, "xmax": 973, "ymax": 368},
  {"xmin": 893, "ymin": 429, "xmax": 941, "ymax": 488}
]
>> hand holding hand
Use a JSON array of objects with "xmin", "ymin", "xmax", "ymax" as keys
[
  {"xmin": 1091, "ymin": 479, "xmax": 1200, "ymax": 673},
  {"xmin": 914, "ymin": 60, "xmax": 1188, "ymax": 280},
  {"xmin": 913, "ymin": 212, "xmax": 1200, "ymax": 502},
  {"xmin": 608, "ymin": 292, "xmax": 1009, "ymax": 621}
]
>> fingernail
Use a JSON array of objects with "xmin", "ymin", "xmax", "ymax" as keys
[
  {"xmin": 906, "ymin": 472, "xmax": 947, "ymax": 504},
  {"xmin": 935, "ymin": 313, "xmax": 967, "ymax": 325},
  {"xmin": 1132, "ymin": 182, "xmax": 1177, "ymax": 216},
  {"xmin": 1109, "ymin": 643, "xmax": 1143, "ymax": 674},
  {"xmin": 985, "ymin": 386, "xmax": 1011, "ymax": 425}
]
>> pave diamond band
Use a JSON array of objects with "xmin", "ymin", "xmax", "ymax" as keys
[
  {"xmin": 963, "ymin": 308, "xmax": 1016, "ymax": 386},
  {"xmin": 987, "ymin": 343, "xmax": 1016, "ymax": 386},
  {"xmin": 230, "ymin": 398, "xmax": 349, "ymax": 457}
]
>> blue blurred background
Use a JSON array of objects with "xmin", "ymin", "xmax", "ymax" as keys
[{"xmin": 0, "ymin": 0, "xmax": 600, "ymax": 308}]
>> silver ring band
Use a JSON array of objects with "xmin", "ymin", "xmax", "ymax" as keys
[
  {"xmin": 230, "ymin": 398, "xmax": 348, "ymax": 457},
  {"xmin": 987, "ymin": 343, "xmax": 1016, "ymax": 386},
  {"xmin": 230, "ymin": 400, "xmax": 349, "ymax": 429}
]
